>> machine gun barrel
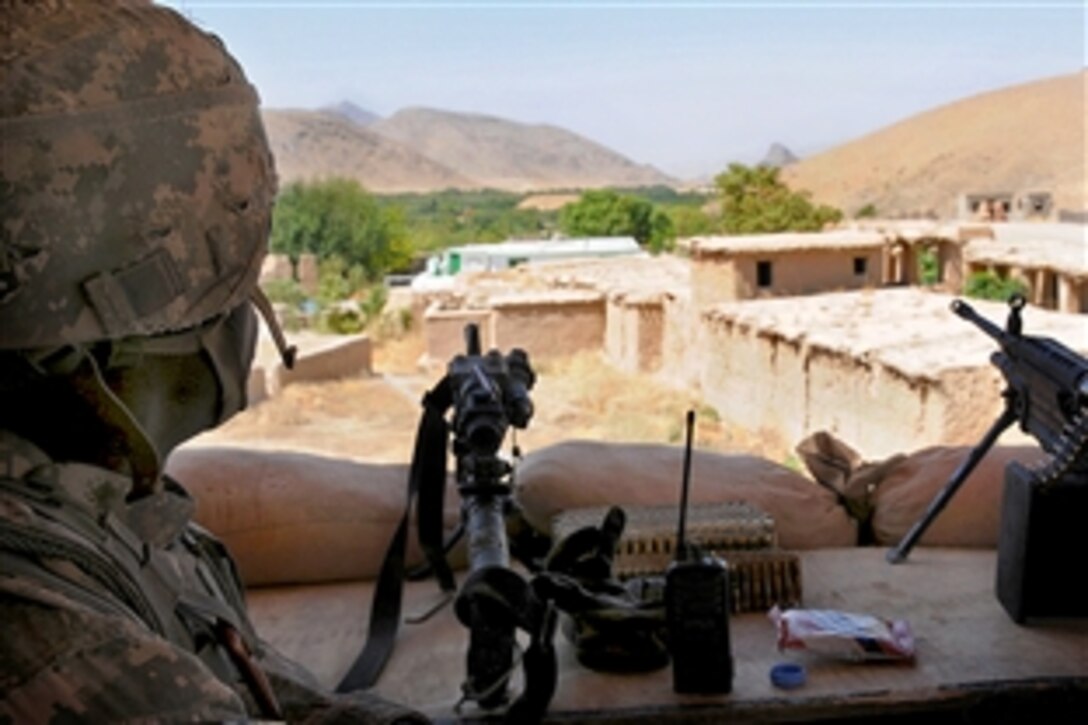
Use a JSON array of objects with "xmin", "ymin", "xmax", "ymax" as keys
[
  {"xmin": 950, "ymin": 299, "xmax": 1009, "ymax": 343},
  {"xmin": 465, "ymin": 323, "xmax": 482, "ymax": 356}
]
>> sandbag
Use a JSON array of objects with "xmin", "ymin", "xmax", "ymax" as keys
[
  {"xmin": 796, "ymin": 431, "xmax": 1043, "ymax": 548},
  {"xmin": 869, "ymin": 445, "xmax": 1044, "ymax": 548},
  {"xmin": 514, "ymin": 440, "xmax": 856, "ymax": 550},
  {"xmin": 165, "ymin": 446, "xmax": 461, "ymax": 587}
]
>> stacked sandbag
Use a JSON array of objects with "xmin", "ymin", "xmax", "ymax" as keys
[
  {"xmin": 514, "ymin": 440, "xmax": 856, "ymax": 550},
  {"xmin": 165, "ymin": 446, "xmax": 461, "ymax": 586},
  {"xmin": 797, "ymin": 431, "xmax": 1043, "ymax": 548}
]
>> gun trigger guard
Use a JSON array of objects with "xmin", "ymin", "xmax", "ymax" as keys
[{"xmin": 405, "ymin": 590, "xmax": 454, "ymax": 624}]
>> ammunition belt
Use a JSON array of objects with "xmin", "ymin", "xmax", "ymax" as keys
[{"xmin": 553, "ymin": 501, "xmax": 802, "ymax": 613}]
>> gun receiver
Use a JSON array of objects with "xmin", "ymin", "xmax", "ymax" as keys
[
  {"xmin": 888, "ymin": 295, "xmax": 1088, "ymax": 565},
  {"xmin": 950, "ymin": 296, "xmax": 1088, "ymax": 453}
]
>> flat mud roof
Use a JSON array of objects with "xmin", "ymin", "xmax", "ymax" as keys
[{"xmin": 705, "ymin": 288, "xmax": 1088, "ymax": 381}]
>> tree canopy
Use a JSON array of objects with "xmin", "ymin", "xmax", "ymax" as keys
[
  {"xmin": 558, "ymin": 189, "xmax": 675, "ymax": 253},
  {"xmin": 270, "ymin": 179, "xmax": 412, "ymax": 281},
  {"xmin": 714, "ymin": 163, "xmax": 842, "ymax": 234},
  {"xmin": 376, "ymin": 189, "xmax": 554, "ymax": 252}
]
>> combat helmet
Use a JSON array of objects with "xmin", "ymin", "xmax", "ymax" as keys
[
  {"xmin": 1, "ymin": 0, "xmax": 294, "ymax": 491},
  {"xmin": 0, "ymin": 0, "xmax": 280, "ymax": 353}
]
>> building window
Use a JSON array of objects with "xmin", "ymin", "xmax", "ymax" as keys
[
  {"xmin": 757, "ymin": 260, "xmax": 773, "ymax": 288},
  {"xmin": 853, "ymin": 257, "xmax": 867, "ymax": 276}
]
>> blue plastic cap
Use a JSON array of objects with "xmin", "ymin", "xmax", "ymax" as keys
[{"xmin": 770, "ymin": 662, "xmax": 806, "ymax": 689}]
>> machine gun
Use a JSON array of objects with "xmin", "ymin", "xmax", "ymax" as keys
[
  {"xmin": 446, "ymin": 324, "xmax": 556, "ymax": 714},
  {"xmin": 887, "ymin": 295, "xmax": 1088, "ymax": 621},
  {"xmin": 337, "ymin": 324, "xmax": 557, "ymax": 718}
]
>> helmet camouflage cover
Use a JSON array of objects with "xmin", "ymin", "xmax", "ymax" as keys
[{"xmin": 0, "ymin": 0, "xmax": 277, "ymax": 352}]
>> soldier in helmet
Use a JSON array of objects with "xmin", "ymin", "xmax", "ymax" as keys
[{"xmin": 0, "ymin": 1, "xmax": 424, "ymax": 721}]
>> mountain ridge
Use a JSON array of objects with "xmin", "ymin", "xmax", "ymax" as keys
[
  {"xmin": 323, "ymin": 100, "xmax": 380, "ymax": 127},
  {"xmin": 371, "ymin": 107, "xmax": 676, "ymax": 191},
  {"xmin": 262, "ymin": 105, "xmax": 676, "ymax": 193},
  {"xmin": 262, "ymin": 71, "xmax": 1086, "ymax": 213},
  {"xmin": 782, "ymin": 71, "xmax": 1086, "ymax": 217},
  {"xmin": 261, "ymin": 109, "xmax": 475, "ymax": 193}
]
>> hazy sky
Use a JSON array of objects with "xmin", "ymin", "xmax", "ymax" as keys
[{"xmin": 165, "ymin": 1, "xmax": 1086, "ymax": 178}]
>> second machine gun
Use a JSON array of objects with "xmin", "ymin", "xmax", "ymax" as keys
[{"xmin": 887, "ymin": 295, "xmax": 1088, "ymax": 622}]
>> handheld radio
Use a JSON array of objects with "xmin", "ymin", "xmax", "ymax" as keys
[{"xmin": 665, "ymin": 410, "xmax": 734, "ymax": 695}]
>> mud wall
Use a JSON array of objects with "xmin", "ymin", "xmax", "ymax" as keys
[
  {"xmin": 698, "ymin": 309, "xmax": 1005, "ymax": 459},
  {"xmin": 490, "ymin": 293, "xmax": 605, "ymax": 360},
  {"xmin": 735, "ymin": 249, "xmax": 883, "ymax": 299},
  {"xmin": 423, "ymin": 306, "xmax": 494, "ymax": 364},
  {"xmin": 938, "ymin": 240, "xmax": 965, "ymax": 290},
  {"xmin": 698, "ymin": 314, "xmax": 808, "ymax": 453},
  {"xmin": 691, "ymin": 258, "xmax": 739, "ymax": 307},
  {"xmin": 605, "ymin": 294, "xmax": 665, "ymax": 374},
  {"xmin": 248, "ymin": 334, "xmax": 374, "ymax": 402},
  {"xmin": 693, "ymin": 249, "xmax": 883, "ymax": 307},
  {"xmin": 659, "ymin": 293, "xmax": 702, "ymax": 390}
]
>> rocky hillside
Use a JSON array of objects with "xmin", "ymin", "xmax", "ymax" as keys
[
  {"xmin": 370, "ymin": 107, "xmax": 676, "ymax": 191},
  {"xmin": 782, "ymin": 71, "xmax": 1086, "ymax": 218},
  {"xmin": 760, "ymin": 143, "xmax": 799, "ymax": 168},
  {"xmin": 323, "ymin": 101, "xmax": 380, "ymax": 127},
  {"xmin": 262, "ymin": 106, "xmax": 676, "ymax": 193},
  {"xmin": 261, "ymin": 110, "xmax": 475, "ymax": 193}
]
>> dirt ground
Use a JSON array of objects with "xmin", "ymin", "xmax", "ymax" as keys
[{"xmin": 190, "ymin": 330, "xmax": 796, "ymax": 468}]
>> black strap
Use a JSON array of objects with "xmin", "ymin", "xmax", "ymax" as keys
[
  {"xmin": 336, "ymin": 382, "xmax": 455, "ymax": 692},
  {"xmin": 416, "ymin": 398, "xmax": 456, "ymax": 593}
]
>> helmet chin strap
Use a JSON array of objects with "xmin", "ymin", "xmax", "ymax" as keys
[
  {"xmin": 67, "ymin": 349, "xmax": 162, "ymax": 499},
  {"xmin": 250, "ymin": 287, "xmax": 297, "ymax": 370},
  {"xmin": 198, "ymin": 303, "xmax": 259, "ymax": 423},
  {"xmin": 14, "ymin": 296, "xmax": 295, "ymax": 498}
]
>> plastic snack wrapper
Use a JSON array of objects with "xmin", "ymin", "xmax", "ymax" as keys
[{"xmin": 769, "ymin": 606, "xmax": 915, "ymax": 662}]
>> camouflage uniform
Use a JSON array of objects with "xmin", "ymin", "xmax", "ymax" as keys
[
  {"xmin": 0, "ymin": 2, "xmax": 423, "ymax": 721},
  {"xmin": 0, "ymin": 429, "xmax": 422, "ymax": 723}
]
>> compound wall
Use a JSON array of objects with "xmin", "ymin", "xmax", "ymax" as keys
[
  {"xmin": 605, "ymin": 293, "xmax": 666, "ymax": 374},
  {"xmin": 489, "ymin": 292, "xmax": 606, "ymax": 360},
  {"xmin": 693, "ymin": 290, "xmax": 1068, "ymax": 459}
]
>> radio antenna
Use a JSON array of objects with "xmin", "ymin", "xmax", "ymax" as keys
[{"xmin": 676, "ymin": 409, "xmax": 696, "ymax": 561}]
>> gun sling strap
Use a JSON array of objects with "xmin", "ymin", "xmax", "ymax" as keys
[{"xmin": 337, "ymin": 381, "xmax": 456, "ymax": 692}]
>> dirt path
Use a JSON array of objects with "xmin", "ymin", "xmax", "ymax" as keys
[{"xmin": 189, "ymin": 331, "xmax": 793, "ymax": 467}]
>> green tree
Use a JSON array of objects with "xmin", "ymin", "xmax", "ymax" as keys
[
  {"xmin": 714, "ymin": 163, "xmax": 842, "ymax": 234},
  {"xmin": 270, "ymin": 179, "xmax": 412, "ymax": 281},
  {"xmin": 918, "ymin": 248, "xmax": 940, "ymax": 286},
  {"xmin": 315, "ymin": 255, "xmax": 368, "ymax": 304},
  {"xmin": 376, "ymin": 189, "xmax": 556, "ymax": 252},
  {"xmin": 964, "ymin": 271, "xmax": 1029, "ymax": 302},
  {"xmin": 558, "ymin": 189, "xmax": 675, "ymax": 252},
  {"xmin": 666, "ymin": 205, "xmax": 716, "ymax": 237}
]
